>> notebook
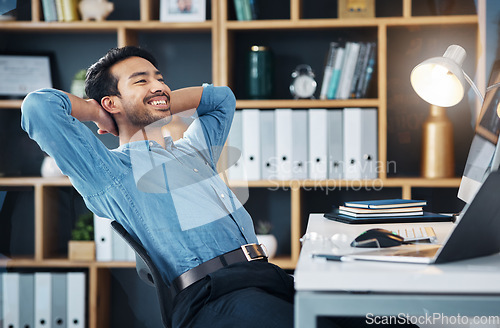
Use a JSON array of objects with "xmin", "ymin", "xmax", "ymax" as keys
[
  {"xmin": 324, "ymin": 208, "xmax": 452, "ymax": 224},
  {"xmin": 347, "ymin": 170, "xmax": 500, "ymax": 264}
]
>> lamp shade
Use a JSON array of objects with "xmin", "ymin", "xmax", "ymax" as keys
[{"xmin": 410, "ymin": 45, "xmax": 467, "ymax": 107}]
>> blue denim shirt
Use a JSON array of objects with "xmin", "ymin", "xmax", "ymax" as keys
[{"xmin": 21, "ymin": 85, "xmax": 258, "ymax": 284}]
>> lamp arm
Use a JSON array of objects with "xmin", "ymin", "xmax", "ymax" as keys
[
  {"xmin": 464, "ymin": 71, "xmax": 484, "ymax": 103},
  {"xmin": 486, "ymin": 81, "xmax": 500, "ymax": 93}
]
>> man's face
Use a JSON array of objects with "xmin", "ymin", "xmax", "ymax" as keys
[{"xmin": 110, "ymin": 56, "xmax": 172, "ymax": 128}]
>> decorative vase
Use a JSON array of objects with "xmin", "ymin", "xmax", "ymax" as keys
[
  {"xmin": 78, "ymin": 0, "xmax": 114, "ymax": 21},
  {"xmin": 41, "ymin": 156, "xmax": 64, "ymax": 177},
  {"xmin": 68, "ymin": 240, "xmax": 95, "ymax": 261},
  {"xmin": 256, "ymin": 234, "xmax": 278, "ymax": 259}
]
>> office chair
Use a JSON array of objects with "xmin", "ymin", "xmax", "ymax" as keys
[{"xmin": 110, "ymin": 221, "xmax": 173, "ymax": 328}]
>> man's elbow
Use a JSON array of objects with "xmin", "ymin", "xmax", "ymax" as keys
[{"xmin": 21, "ymin": 89, "xmax": 65, "ymax": 134}]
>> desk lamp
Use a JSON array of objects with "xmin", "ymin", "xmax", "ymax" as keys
[{"xmin": 410, "ymin": 45, "xmax": 483, "ymax": 178}]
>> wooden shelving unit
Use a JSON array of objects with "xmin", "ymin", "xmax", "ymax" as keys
[{"xmin": 0, "ymin": 0, "xmax": 477, "ymax": 326}]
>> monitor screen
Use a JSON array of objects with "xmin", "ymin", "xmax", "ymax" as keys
[{"xmin": 458, "ymin": 60, "xmax": 500, "ymax": 203}]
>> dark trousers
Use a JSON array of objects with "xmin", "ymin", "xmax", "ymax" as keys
[{"xmin": 171, "ymin": 260, "xmax": 295, "ymax": 328}]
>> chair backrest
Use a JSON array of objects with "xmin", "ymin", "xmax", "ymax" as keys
[{"xmin": 110, "ymin": 220, "xmax": 173, "ymax": 328}]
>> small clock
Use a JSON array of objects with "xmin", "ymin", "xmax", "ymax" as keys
[{"xmin": 289, "ymin": 64, "xmax": 317, "ymax": 99}]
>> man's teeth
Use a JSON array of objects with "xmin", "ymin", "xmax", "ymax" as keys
[{"xmin": 150, "ymin": 100, "xmax": 167, "ymax": 106}]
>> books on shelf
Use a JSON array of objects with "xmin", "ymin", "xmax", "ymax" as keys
[
  {"xmin": 320, "ymin": 40, "xmax": 377, "ymax": 100},
  {"xmin": 42, "ymin": 0, "xmax": 80, "ymax": 22},
  {"xmin": 234, "ymin": 0, "xmax": 258, "ymax": 21}
]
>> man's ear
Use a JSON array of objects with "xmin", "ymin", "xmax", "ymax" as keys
[{"xmin": 101, "ymin": 96, "xmax": 120, "ymax": 114}]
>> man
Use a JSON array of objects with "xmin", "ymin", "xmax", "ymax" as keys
[{"xmin": 22, "ymin": 46, "xmax": 294, "ymax": 327}]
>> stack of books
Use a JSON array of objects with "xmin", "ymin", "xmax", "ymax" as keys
[
  {"xmin": 324, "ymin": 198, "xmax": 453, "ymax": 224},
  {"xmin": 339, "ymin": 199, "xmax": 427, "ymax": 218}
]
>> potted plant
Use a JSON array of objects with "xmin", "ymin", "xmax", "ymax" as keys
[
  {"xmin": 255, "ymin": 221, "xmax": 278, "ymax": 259},
  {"xmin": 68, "ymin": 212, "xmax": 95, "ymax": 261}
]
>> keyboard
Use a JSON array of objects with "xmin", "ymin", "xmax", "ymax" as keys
[{"xmin": 392, "ymin": 226, "xmax": 437, "ymax": 243}]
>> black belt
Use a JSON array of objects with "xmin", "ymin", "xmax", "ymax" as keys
[{"xmin": 170, "ymin": 244, "xmax": 268, "ymax": 297}]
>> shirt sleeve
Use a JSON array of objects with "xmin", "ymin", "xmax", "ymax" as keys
[
  {"xmin": 21, "ymin": 89, "xmax": 127, "ymax": 196},
  {"xmin": 182, "ymin": 85, "xmax": 236, "ymax": 165}
]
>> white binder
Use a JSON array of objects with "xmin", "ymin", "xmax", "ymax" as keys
[
  {"xmin": 343, "ymin": 108, "xmax": 363, "ymax": 180},
  {"xmin": 19, "ymin": 273, "xmax": 35, "ymax": 328},
  {"xmin": 327, "ymin": 109, "xmax": 344, "ymax": 179},
  {"xmin": 292, "ymin": 110, "xmax": 308, "ymax": 180},
  {"xmin": 35, "ymin": 272, "xmax": 52, "ymax": 328},
  {"xmin": 67, "ymin": 272, "xmax": 86, "ymax": 328},
  {"xmin": 360, "ymin": 108, "xmax": 378, "ymax": 179},
  {"xmin": 94, "ymin": 214, "xmax": 112, "ymax": 261},
  {"xmin": 308, "ymin": 109, "xmax": 328, "ymax": 180},
  {"xmin": 242, "ymin": 109, "xmax": 261, "ymax": 180},
  {"xmin": 275, "ymin": 109, "xmax": 293, "ymax": 180},
  {"xmin": 52, "ymin": 272, "xmax": 67, "ymax": 328},
  {"xmin": 227, "ymin": 110, "xmax": 245, "ymax": 180},
  {"xmin": 112, "ymin": 228, "xmax": 129, "ymax": 261},
  {"xmin": 3, "ymin": 272, "xmax": 20, "ymax": 328},
  {"xmin": 260, "ymin": 110, "xmax": 277, "ymax": 180}
]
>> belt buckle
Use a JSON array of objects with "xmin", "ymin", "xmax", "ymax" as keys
[{"xmin": 241, "ymin": 244, "xmax": 267, "ymax": 261}]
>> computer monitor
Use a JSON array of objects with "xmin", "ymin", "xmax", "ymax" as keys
[{"xmin": 458, "ymin": 60, "xmax": 500, "ymax": 203}]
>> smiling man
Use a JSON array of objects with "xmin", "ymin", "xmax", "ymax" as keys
[{"xmin": 21, "ymin": 46, "xmax": 295, "ymax": 328}]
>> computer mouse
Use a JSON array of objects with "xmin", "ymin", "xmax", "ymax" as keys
[{"xmin": 351, "ymin": 228, "xmax": 405, "ymax": 248}]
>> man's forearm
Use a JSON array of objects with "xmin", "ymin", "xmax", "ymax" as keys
[
  {"xmin": 170, "ymin": 86, "xmax": 204, "ymax": 117},
  {"xmin": 63, "ymin": 91, "xmax": 117, "ymax": 135}
]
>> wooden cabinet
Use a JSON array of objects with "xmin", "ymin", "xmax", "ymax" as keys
[{"xmin": 0, "ymin": 0, "xmax": 478, "ymax": 326}]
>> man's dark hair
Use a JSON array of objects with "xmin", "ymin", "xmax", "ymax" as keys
[{"xmin": 85, "ymin": 46, "xmax": 158, "ymax": 103}]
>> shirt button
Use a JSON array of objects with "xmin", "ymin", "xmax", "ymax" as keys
[
  {"xmin": 149, "ymin": 141, "xmax": 154, "ymax": 147},
  {"xmin": 220, "ymin": 193, "xmax": 225, "ymax": 199},
  {"xmin": 193, "ymin": 168, "xmax": 199, "ymax": 173}
]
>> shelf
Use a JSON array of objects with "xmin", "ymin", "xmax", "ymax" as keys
[
  {"xmin": 236, "ymin": 99, "xmax": 379, "ymax": 109},
  {"xmin": 0, "ymin": 20, "xmax": 215, "ymax": 32},
  {"xmin": 0, "ymin": 99, "xmax": 23, "ymax": 109},
  {"xmin": 0, "ymin": 176, "xmax": 72, "ymax": 187},
  {"xmin": 228, "ymin": 178, "xmax": 462, "ymax": 189},
  {"xmin": 0, "ymin": 176, "xmax": 461, "ymax": 189},
  {"xmin": 224, "ymin": 15, "xmax": 478, "ymax": 30}
]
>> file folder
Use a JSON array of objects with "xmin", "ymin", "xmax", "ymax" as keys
[
  {"xmin": 94, "ymin": 214, "xmax": 112, "ymax": 261},
  {"xmin": 260, "ymin": 110, "xmax": 277, "ymax": 180},
  {"xmin": 52, "ymin": 272, "xmax": 67, "ymax": 328},
  {"xmin": 35, "ymin": 272, "xmax": 52, "ymax": 328},
  {"xmin": 19, "ymin": 273, "xmax": 35, "ymax": 328},
  {"xmin": 327, "ymin": 109, "xmax": 344, "ymax": 179},
  {"xmin": 112, "ymin": 228, "xmax": 129, "ymax": 261},
  {"xmin": 292, "ymin": 110, "xmax": 308, "ymax": 180},
  {"xmin": 275, "ymin": 108, "xmax": 293, "ymax": 180},
  {"xmin": 227, "ymin": 110, "xmax": 245, "ymax": 180},
  {"xmin": 67, "ymin": 272, "xmax": 85, "ymax": 328},
  {"xmin": 242, "ymin": 109, "xmax": 261, "ymax": 180},
  {"xmin": 3, "ymin": 272, "xmax": 20, "ymax": 328},
  {"xmin": 360, "ymin": 108, "xmax": 378, "ymax": 179},
  {"xmin": 343, "ymin": 108, "xmax": 363, "ymax": 180},
  {"xmin": 308, "ymin": 109, "xmax": 328, "ymax": 180}
]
